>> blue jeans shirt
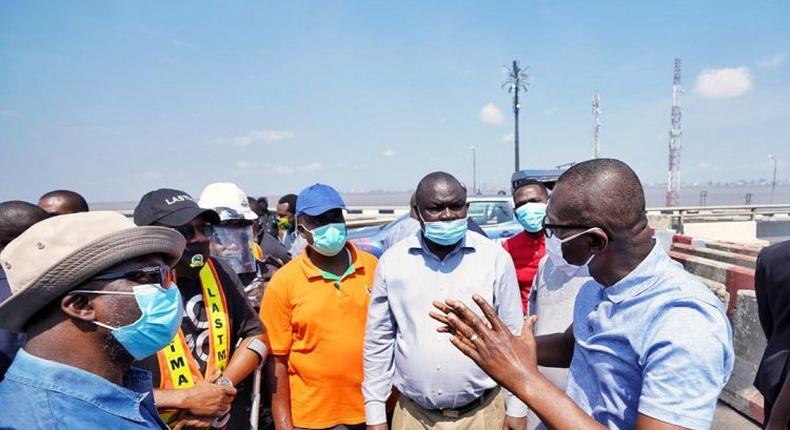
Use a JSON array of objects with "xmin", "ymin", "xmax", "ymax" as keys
[{"xmin": 0, "ymin": 349, "xmax": 167, "ymax": 430}]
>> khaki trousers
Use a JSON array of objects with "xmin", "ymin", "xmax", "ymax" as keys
[{"xmin": 391, "ymin": 388, "xmax": 505, "ymax": 430}]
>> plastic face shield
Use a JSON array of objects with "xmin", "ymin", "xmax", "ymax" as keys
[{"xmin": 209, "ymin": 224, "xmax": 256, "ymax": 275}]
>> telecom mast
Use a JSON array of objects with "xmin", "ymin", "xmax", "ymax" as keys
[
  {"xmin": 592, "ymin": 91, "xmax": 601, "ymax": 158},
  {"xmin": 665, "ymin": 59, "xmax": 683, "ymax": 207},
  {"xmin": 502, "ymin": 60, "xmax": 529, "ymax": 172}
]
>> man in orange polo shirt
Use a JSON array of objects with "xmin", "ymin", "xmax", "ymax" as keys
[
  {"xmin": 261, "ymin": 183, "xmax": 377, "ymax": 430},
  {"xmin": 503, "ymin": 179, "xmax": 549, "ymax": 314}
]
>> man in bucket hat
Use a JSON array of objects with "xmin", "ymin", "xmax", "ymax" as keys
[{"xmin": 0, "ymin": 211, "xmax": 186, "ymax": 429}]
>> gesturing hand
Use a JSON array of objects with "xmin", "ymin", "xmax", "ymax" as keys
[{"xmin": 429, "ymin": 294, "xmax": 539, "ymax": 395}]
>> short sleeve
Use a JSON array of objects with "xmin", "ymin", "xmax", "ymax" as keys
[
  {"xmin": 260, "ymin": 271, "xmax": 294, "ymax": 355},
  {"xmin": 638, "ymin": 300, "xmax": 733, "ymax": 429}
]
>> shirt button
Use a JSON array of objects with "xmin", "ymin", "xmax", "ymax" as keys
[
  {"xmin": 438, "ymin": 389, "xmax": 443, "ymax": 395},
  {"xmin": 436, "ymin": 364, "xmax": 441, "ymax": 371}
]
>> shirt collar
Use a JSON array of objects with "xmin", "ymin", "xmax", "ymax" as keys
[
  {"xmin": 602, "ymin": 242, "xmax": 668, "ymax": 303},
  {"xmin": 407, "ymin": 231, "xmax": 476, "ymax": 260},
  {"xmin": 6, "ymin": 349, "xmax": 152, "ymax": 423},
  {"xmin": 299, "ymin": 242, "xmax": 366, "ymax": 280}
]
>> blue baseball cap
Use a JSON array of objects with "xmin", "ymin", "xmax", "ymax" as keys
[{"xmin": 296, "ymin": 184, "xmax": 346, "ymax": 216}]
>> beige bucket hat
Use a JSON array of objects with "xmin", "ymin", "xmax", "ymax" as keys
[{"xmin": 0, "ymin": 211, "xmax": 185, "ymax": 331}]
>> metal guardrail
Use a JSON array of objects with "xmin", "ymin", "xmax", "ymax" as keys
[{"xmin": 646, "ymin": 204, "xmax": 790, "ymax": 223}]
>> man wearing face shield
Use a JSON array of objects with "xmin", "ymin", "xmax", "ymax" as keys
[
  {"xmin": 431, "ymin": 159, "xmax": 734, "ymax": 430},
  {"xmin": 0, "ymin": 211, "xmax": 185, "ymax": 429},
  {"xmin": 363, "ymin": 171, "xmax": 528, "ymax": 430},
  {"xmin": 261, "ymin": 183, "xmax": 377, "ymax": 430},
  {"xmin": 197, "ymin": 182, "xmax": 264, "ymax": 288},
  {"xmin": 133, "ymin": 189, "xmax": 266, "ymax": 430},
  {"xmin": 208, "ymin": 208, "xmax": 258, "ymax": 283}
]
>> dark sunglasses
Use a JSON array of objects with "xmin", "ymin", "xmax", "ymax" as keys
[
  {"xmin": 91, "ymin": 265, "xmax": 175, "ymax": 289},
  {"xmin": 174, "ymin": 223, "xmax": 214, "ymax": 241}
]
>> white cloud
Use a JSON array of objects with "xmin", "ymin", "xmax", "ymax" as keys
[
  {"xmin": 480, "ymin": 103, "xmax": 505, "ymax": 126},
  {"xmin": 234, "ymin": 160, "xmax": 320, "ymax": 175},
  {"xmin": 694, "ymin": 67, "xmax": 753, "ymax": 99},
  {"xmin": 382, "ymin": 149, "xmax": 396, "ymax": 157},
  {"xmin": 299, "ymin": 162, "xmax": 323, "ymax": 172},
  {"xmin": 757, "ymin": 53, "xmax": 786, "ymax": 69},
  {"xmin": 214, "ymin": 130, "xmax": 294, "ymax": 146},
  {"xmin": 271, "ymin": 164, "xmax": 294, "ymax": 175},
  {"xmin": 501, "ymin": 132, "xmax": 514, "ymax": 142}
]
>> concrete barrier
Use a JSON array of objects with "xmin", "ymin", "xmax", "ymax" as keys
[
  {"xmin": 667, "ymin": 234, "xmax": 766, "ymax": 425},
  {"xmin": 720, "ymin": 290, "xmax": 767, "ymax": 424},
  {"xmin": 682, "ymin": 221, "xmax": 759, "ymax": 244},
  {"xmin": 668, "ymin": 250, "xmax": 755, "ymax": 315},
  {"xmin": 671, "ymin": 242, "xmax": 757, "ymax": 269}
]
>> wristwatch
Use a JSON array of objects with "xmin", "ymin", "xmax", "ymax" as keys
[{"xmin": 216, "ymin": 376, "xmax": 234, "ymax": 388}]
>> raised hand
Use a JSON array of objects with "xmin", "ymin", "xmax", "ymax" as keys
[{"xmin": 429, "ymin": 294, "xmax": 539, "ymax": 394}]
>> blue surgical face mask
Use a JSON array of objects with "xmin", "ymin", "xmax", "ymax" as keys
[
  {"xmin": 74, "ymin": 283, "xmax": 184, "ymax": 360},
  {"xmin": 515, "ymin": 202, "xmax": 547, "ymax": 233},
  {"xmin": 305, "ymin": 222, "xmax": 347, "ymax": 256},
  {"xmin": 417, "ymin": 210, "xmax": 468, "ymax": 246}
]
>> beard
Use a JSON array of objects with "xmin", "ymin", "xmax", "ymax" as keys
[
  {"xmin": 102, "ymin": 331, "xmax": 134, "ymax": 367},
  {"xmin": 101, "ymin": 297, "xmax": 139, "ymax": 368}
]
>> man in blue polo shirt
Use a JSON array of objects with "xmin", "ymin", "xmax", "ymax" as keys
[{"xmin": 431, "ymin": 159, "xmax": 734, "ymax": 430}]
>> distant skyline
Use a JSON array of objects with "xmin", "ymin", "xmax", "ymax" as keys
[{"xmin": 1, "ymin": 1, "xmax": 789, "ymax": 203}]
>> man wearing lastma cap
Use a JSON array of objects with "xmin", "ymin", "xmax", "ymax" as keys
[
  {"xmin": 134, "ymin": 188, "xmax": 266, "ymax": 430},
  {"xmin": 0, "ymin": 211, "xmax": 186, "ymax": 429},
  {"xmin": 261, "ymin": 183, "xmax": 378, "ymax": 430}
]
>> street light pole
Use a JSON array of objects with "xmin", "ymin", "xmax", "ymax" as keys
[
  {"xmin": 769, "ymin": 155, "xmax": 778, "ymax": 204},
  {"xmin": 471, "ymin": 146, "xmax": 477, "ymax": 194}
]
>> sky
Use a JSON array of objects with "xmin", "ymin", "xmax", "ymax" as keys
[{"xmin": 1, "ymin": 0, "xmax": 789, "ymax": 203}]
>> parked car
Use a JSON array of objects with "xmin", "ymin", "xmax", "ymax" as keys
[{"xmin": 348, "ymin": 196, "xmax": 523, "ymax": 258}]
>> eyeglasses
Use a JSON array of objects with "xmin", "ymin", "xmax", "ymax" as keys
[
  {"xmin": 174, "ymin": 223, "xmax": 214, "ymax": 241},
  {"xmin": 541, "ymin": 215, "xmax": 596, "ymax": 239},
  {"xmin": 90, "ymin": 265, "xmax": 175, "ymax": 289}
]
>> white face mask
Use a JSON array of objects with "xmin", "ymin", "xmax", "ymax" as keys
[{"xmin": 544, "ymin": 227, "xmax": 603, "ymax": 277}]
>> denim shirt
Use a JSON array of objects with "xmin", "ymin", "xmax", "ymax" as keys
[{"xmin": 0, "ymin": 349, "xmax": 167, "ymax": 430}]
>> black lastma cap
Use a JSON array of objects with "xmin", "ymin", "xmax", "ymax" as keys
[{"xmin": 133, "ymin": 188, "xmax": 220, "ymax": 227}]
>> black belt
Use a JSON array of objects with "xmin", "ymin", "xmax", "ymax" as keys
[{"xmin": 420, "ymin": 387, "xmax": 497, "ymax": 418}]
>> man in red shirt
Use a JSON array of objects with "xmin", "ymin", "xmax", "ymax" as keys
[{"xmin": 503, "ymin": 180, "xmax": 549, "ymax": 314}]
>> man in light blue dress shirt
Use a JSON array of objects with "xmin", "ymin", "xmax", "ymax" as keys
[
  {"xmin": 363, "ymin": 172, "xmax": 528, "ymax": 430},
  {"xmin": 431, "ymin": 159, "xmax": 734, "ymax": 430}
]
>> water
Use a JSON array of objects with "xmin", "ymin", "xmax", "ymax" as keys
[{"xmin": 90, "ymin": 185, "xmax": 790, "ymax": 211}]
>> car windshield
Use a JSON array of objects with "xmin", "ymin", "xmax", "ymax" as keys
[{"xmin": 468, "ymin": 201, "xmax": 513, "ymax": 226}]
